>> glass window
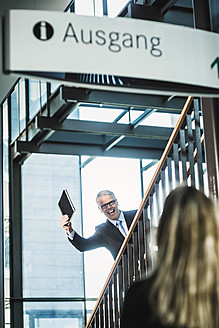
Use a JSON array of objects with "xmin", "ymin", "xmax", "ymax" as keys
[
  {"xmin": 29, "ymin": 80, "xmax": 41, "ymax": 121},
  {"xmin": 142, "ymin": 159, "xmax": 159, "ymax": 193},
  {"xmin": 22, "ymin": 154, "xmax": 84, "ymax": 299},
  {"xmin": 10, "ymin": 79, "xmax": 27, "ymax": 142},
  {"xmin": 81, "ymin": 157, "xmax": 142, "ymax": 298},
  {"xmin": 40, "ymin": 81, "xmax": 47, "ymax": 109},
  {"xmin": 76, "ymin": 105, "xmax": 125, "ymax": 122},
  {"xmin": 19, "ymin": 79, "xmax": 26, "ymax": 133},
  {"xmin": 75, "ymin": 0, "xmax": 94, "ymax": 16},
  {"xmin": 107, "ymin": 0, "xmax": 129, "ymax": 17},
  {"xmin": 51, "ymin": 82, "xmax": 60, "ymax": 94},
  {"xmin": 85, "ymin": 301, "xmax": 96, "ymax": 323},
  {"xmin": 140, "ymin": 112, "xmax": 180, "ymax": 127},
  {"xmin": 11, "ymin": 84, "xmax": 19, "ymax": 142},
  {"xmin": 75, "ymin": 0, "xmax": 129, "ymax": 17},
  {"xmin": 94, "ymin": 0, "xmax": 103, "ymax": 16},
  {"xmin": 24, "ymin": 301, "xmax": 84, "ymax": 328}
]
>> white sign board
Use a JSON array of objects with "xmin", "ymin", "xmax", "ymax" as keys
[{"xmin": 4, "ymin": 10, "xmax": 219, "ymax": 96}]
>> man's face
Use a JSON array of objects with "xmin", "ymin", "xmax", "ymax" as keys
[{"xmin": 97, "ymin": 194, "xmax": 120, "ymax": 221}]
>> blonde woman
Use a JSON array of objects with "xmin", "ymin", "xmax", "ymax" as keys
[{"xmin": 121, "ymin": 186, "xmax": 219, "ymax": 328}]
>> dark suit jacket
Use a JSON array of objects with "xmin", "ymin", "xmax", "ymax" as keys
[{"xmin": 68, "ymin": 210, "xmax": 137, "ymax": 259}]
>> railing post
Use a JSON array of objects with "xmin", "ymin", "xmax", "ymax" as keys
[
  {"xmin": 137, "ymin": 218, "xmax": 146, "ymax": 279},
  {"xmin": 113, "ymin": 272, "xmax": 119, "ymax": 327},
  {"xmin": 99, "ymin": 300, "xmax": 104, "ymax": 328},
  {"xmin": 108, "ymin": 280, "xmax": 114, "ymax": 327},
  {"xmin": 127, "ymin": 242, "xmax": 134, "ymax": 287},
  {"xmin": 132, "ymin": 229, "xmax": 140, "ymax": 282},
  {"xmin": 186, "ymin": 113, "xmax": 196, "ymax": 184},
  {"xmin": 180, "ymin": 129, "xmax": 187, "ymax": 181},
  {"xmin": 194, "ymin": 99, "xmax": 204, "ymax": 189},
  {"xmin": 143, "ymin": 203, "xmax": 152, "ymax": 274},
  {"xmin": 167, "ymin": 156, "xmax": 173, "ymax": 191},
  {"xmin": 104, "ymin": 291, "xmax": 109, "ymax": 328},
  {"xmin": 173, "ymin": 142, "xmax": 180, "ymax": 183},
  {"xmin": 117, "ymin": 262, "xmax": 124, "ymax": 317},
  {"xmin": 161, "ymin": 163, "xmax": 167, "ymax": 205}
]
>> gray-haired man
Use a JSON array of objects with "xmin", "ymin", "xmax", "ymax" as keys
[{"xmin": 60, "ymin": 190, "xmax": 137, "ymax": 259}]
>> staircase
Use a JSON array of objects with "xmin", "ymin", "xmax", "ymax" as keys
[{"xmin": 85, "ymin": 96, "xmax": 208, "ymax": 328}]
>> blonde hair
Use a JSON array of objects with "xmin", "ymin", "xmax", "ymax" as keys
[{"xmin": 149, "ymin": 186, "xmax": 219, "ymax": 328}]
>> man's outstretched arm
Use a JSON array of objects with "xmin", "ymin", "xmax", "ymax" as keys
[{"xmin": 60, "ymin": 214, "xmax": 104, "ymax": 252}]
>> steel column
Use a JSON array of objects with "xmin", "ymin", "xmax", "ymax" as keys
[
  {"xmin": 201, "ymin": 98, "xmax": 219, "ymax": 197},
  {"xmin": 0, "ymin": 104, "xmax": 5, "ymax": 328},
  {"xmin": 9, "ymin": 155, "xmax": 23, "ymax": 328},
  {"xmin": 193, "ymin": 0, "xmax": 219, "ymax": 198},
  {"xmin": 102, "ymin": 0, "xmax": 108, "ymax": 16}
]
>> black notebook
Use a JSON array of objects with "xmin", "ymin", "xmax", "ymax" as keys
[{"xmin": 58, "ymin": 189, "xmax": 76, "ymax": 219}]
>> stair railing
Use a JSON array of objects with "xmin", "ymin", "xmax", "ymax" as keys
[{"xmin": 86, "ymin": 96, "xmax": 207, "ymax": 328}]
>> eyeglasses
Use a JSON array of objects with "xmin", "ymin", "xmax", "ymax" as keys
[{"xmin": 100, "ymin": 199, "xmax": 117, "ymax": 210}]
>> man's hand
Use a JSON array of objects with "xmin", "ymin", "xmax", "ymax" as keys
[{"xmin": 60, "ymin": 214, "xmax": 73, "ymax": 235}]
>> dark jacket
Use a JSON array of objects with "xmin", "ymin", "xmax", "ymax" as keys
[
  {"xmin": 121, "ymin": 277, "xmax": 188, "ymax": 328},
  {"xmin": 121, "ymin": 278, "xmax": 164, "ymax": 328},
  {"xmin": 68, "ymin": 210, "xmax": 137, "ymax": 259}
]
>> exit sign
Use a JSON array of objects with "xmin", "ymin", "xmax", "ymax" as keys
[{"xmin": 4, "ymin": 10, "xmax": 219, "ymax": 97}]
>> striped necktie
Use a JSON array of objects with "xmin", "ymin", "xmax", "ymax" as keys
[{"xmin": 116, "ymin": 220, "xmax": 127, "ymax": 237}]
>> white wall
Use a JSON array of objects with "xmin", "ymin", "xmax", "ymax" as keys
[{"xmin": 0, "ymin": 0, "xmax": 70, "ymax": 104}]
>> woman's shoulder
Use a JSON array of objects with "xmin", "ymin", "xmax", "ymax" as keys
[
  {"xmin": 126, "ymin": 276, "xmax": 153, "ymax": 299},
  {"xmin": 123, "ymin": 276, "xmax": 154, "ymax": 316},
  {"xmin": 121, "ymin": 276, "xmax": 161, "ymax": 328}
]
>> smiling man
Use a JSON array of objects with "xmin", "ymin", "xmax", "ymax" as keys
[{"xmin": 60, "ymin": 190, "xmax": 137, "ymax": 259}]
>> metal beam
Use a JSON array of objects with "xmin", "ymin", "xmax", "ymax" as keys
[
  {"xmin": 47, "ymin": 131, "xmax": 169, "ymax": 148},
  {"xmin": 104, "ymin": 135, "xmax": 125, "ymax": 151},
  {"xmin": 14, "ymin": 140, "xmax": 164, "ymax": 160},
  {"xmin": 113, "ymin": 109, "xmax": 129, "ymax": 123},
  {"xmin": 128, "ymin": 2, "xmax": 194, "ymax": 26},
  {"xmin": 151, "ymin": 0, "xmax": 178, "ymax": 14},
  {"xmin": 61, "ymin": 86, "xmax": 186, "ymax": 113},
  {"xmin": 102, "ymin": 110, "xmax": 131, "ymax": 151},
  {"xmin": 131, "ymin": 109, "xmax": 154, "ymax": 128},
  {"xmin": 141, "ymin": 159, "xmax": 159, "ymax": 171},
  {"xmin": 80, "ymin": 157, "xmax": 96, "ymax": 168},
  {"xmin": 36, "ymin": 116, "xmax": 173, "ymax": 140}
]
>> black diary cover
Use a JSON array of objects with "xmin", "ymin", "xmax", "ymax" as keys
[{"xmin": 58, "ymin": 189, "xmax": 76, "ymax": 219}]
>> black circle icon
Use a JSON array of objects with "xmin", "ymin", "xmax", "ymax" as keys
[{"xmin": 33, "ymin": 21, "xmax": 54, "ymax": 41}]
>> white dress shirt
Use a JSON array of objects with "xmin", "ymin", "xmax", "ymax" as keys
[{"xmin": 108, "ymin": 211, "xmax": 128, "ymax": 237}]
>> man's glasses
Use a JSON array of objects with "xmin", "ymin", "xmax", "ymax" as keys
[{"xmin": 100, "ymin": 199, "xmax": 117, "ymax": 210}]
